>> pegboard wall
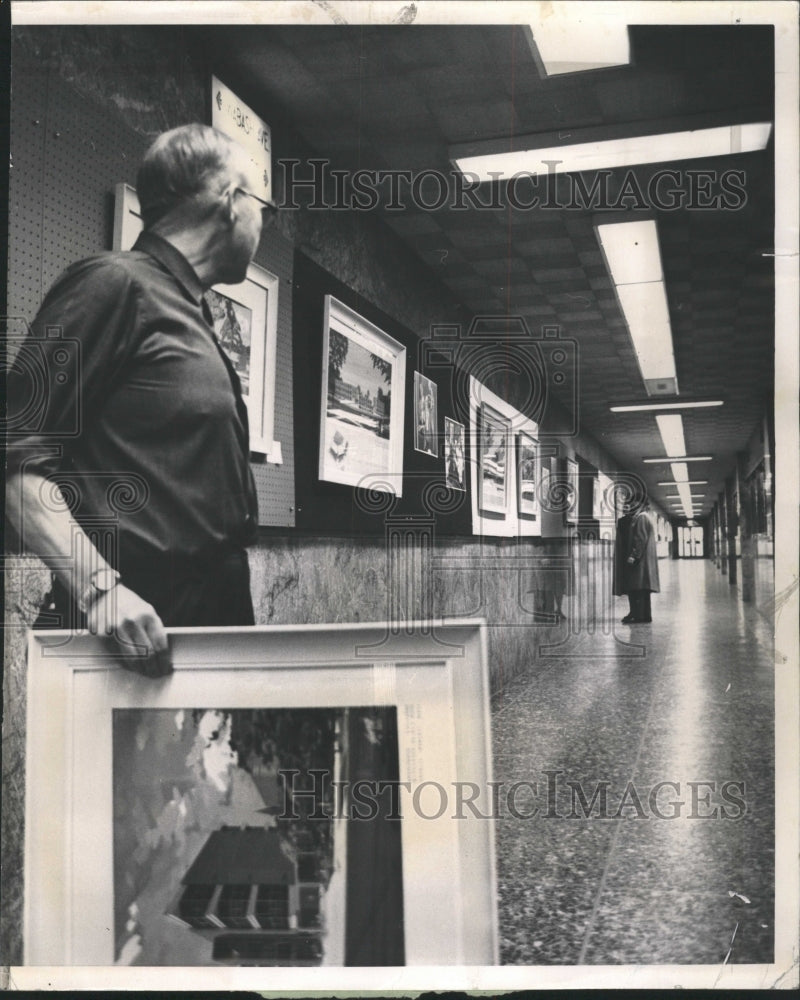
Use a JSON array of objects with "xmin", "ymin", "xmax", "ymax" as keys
[{"xmin": 8, "ymin": 53, "xmax": 295, "ymax": 528}]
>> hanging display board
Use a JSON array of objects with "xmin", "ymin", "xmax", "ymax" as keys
[{"xmin": 211, "ymin": 76, "xmax": 273, "ymax": 204}]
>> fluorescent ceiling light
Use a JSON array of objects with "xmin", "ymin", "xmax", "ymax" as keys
[
  {"xmin": 597, "ymin": 221, "xmax": 677, "ymax": 395},
  {"xmin": 643, "ymin": 455, "xmax": 712, "ymax": 464},
  {"xmin": 595, "ymin": 220, "xmax": 662, "ymax": 283},
  {"xmin": 452, "ymin": 123, "xmax": 772, "ymax": 181},
  {"xmin": 610, "ymin": 400, "xmax": 724, "ymax": 412},
  {"xmin": 658, "ymin": 480, "xmax": 708, "ymax": 486},
  {"xmin": 670, "ymin": 463, "xmax": 689, "ymax": 482},
  {"xmin": 676, "ymin": 480, "xmax": 697, "ymax": 518},
  {"xmin": 655, "ymin": 414, "xmax": 686, "ymax": 458},
  {"xmin": 528, "ymin": 21, "xmax": 631, "ymax": 76}
]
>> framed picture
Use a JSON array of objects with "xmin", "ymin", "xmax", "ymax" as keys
[
  {"xmin": 478, "ymin": 403, "xmax": 510, "ymax": 515},
  {"xmin": 24, "ymin": 623, "xmax": 496, "ymax": 977},
  {"xmin": 319, "ymin": 296, "xmax": 406, "ymax": 496},
  {"xmin": 112, "ymin": 183, "xmax": 280, "ymax": 458},
  {"xmin": 444, "ymin": 417, "xmax": 466, "ymax": 492},
  {"xmin": 414, "ymin": 372, "xmax": 438, "ymax": 456},
  {"xmin": 564, "ymin": 457, "xmax": 579, "ymax": 526},
  {"xmin": 516, "ymin": 432, "xmax": 539, "ymax": 519}
]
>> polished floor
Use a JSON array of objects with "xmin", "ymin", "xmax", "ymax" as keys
[{"xmin": 492, "ymin": 557, "xmax": 774, "ymax": 965}]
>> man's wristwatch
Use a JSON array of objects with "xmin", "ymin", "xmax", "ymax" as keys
[{"xmin": 78, "ymin": 568, "xmax": 121, "ymax": 615}]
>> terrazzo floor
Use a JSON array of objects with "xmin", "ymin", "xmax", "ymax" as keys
[{"xmin": 491, "ymin": 557, "xmax": 774, "ymax": 966}]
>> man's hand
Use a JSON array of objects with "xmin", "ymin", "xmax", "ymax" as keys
[{"xmin": 87, "ymin": 584, "xmax": 172, "ymax": 678}]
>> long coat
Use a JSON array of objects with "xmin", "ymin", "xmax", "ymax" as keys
[
  {"xmin": 624, "ymin": 510, "xmax": 661, "ymax": 593},
  {"xmin": 612, "ymin": 514, "xmax": 632, "ymax": 595}
]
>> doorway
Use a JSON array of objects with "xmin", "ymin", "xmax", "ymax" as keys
[{"xmin": 678, "ymin": 525, "xmax": 704, "ymax": 558}]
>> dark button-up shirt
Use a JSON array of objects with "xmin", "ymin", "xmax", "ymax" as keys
[{"xmin": 7, "ymin": 231, "xmax": 258, "ymax": 564}]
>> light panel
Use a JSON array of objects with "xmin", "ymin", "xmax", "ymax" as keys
[
  {"xmin": 610, "ymin": 400, "xmax": 724, "ymax": 412},
  {"xmin": 655, "ymin": 414, "xmax": 687, "ymax": 458},
  {"xmin": 595, "ymin": 220, "xmax": 663, "ymax": 283},
  {"xmin": 597, "ymin": 220, "xmax": 676, "ymax": 394},
  {"xmin": 643, "ymin": 455, "xmax": 712, "ymax": 464},
  {"xmin": 452, "ymin": 123, "xmax": 772, "ymax": 180},
  {"xmin": 528, "ymin": 21, "xmax": 631, "ymax": 76},
  {"xmin": 670, "ymin": 462, "xmax": 689, "ymax": 483}
]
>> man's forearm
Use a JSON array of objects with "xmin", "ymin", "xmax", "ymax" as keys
[
  {"xmin": 7, "ymin": 470, "xmax": 172, "ymax": 676},
  {"xmin": 6, "ymin": 470, "xmax": 116, "ymax": 606}
]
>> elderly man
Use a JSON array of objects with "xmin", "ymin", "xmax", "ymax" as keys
[
  {"xmin": 621, "ymin": 497, "xmax": 661, "ymax": 623},
  {"xmin": 6, "ymin": 124, "xmax": 271, "ymax": 676}
]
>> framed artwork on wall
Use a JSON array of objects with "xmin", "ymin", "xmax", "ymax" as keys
[
  {"xmin": 444, "ymin": 417, "xmax": 466, "ymax": 492},
  {"xmin": 564, "ymin": 456, "xmax": 579, "ymax": 526},
  {"xmin": 23, "ymin": 623, "xmax": 497, "ymax": 980},
  {"xmin": 319, "ymin": 295, "xmax": 406, "ymax": 496},
  {"xmin": 414, "ymin": 372, "xmax": 438, "ymax": 456},
  {"xmin": 516, "ymin": 432, "xmax": 539, "ymax": 519},
  {"xmin": 478, "ymin": 403, "xmax": 510, "ymax": 516},
  {"xmin": 112, "ymin": 183, "xmax": 281, "ymax": 459}
]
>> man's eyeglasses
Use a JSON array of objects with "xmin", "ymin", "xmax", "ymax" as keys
[{"xmin": 235, "ymin": 187, "xmax": 278, "ymax": 220}]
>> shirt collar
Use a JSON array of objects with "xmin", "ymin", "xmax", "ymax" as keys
[{"xmin": 132, "ymin": 230, "xmax": 206, "ymax": 305}]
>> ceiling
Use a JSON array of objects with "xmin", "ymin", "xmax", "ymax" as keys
[{"xmin": 200, "ymin": 22, "xmax": 775, "ymax": 521}]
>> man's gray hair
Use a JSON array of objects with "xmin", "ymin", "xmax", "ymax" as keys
[{"xmin": 136, "ymin": 124, "xmax": 238, "ymax": 228}]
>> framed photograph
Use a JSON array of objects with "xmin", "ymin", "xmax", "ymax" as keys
[
  {"xmin": 414, "ymin": 372, "xmax": 438, "ymax": 456},
  {"xmin": 564, "ymin": 457, "xmax": 579, "ymax": 526},
  {"xmin": 112, "ymin": 183, "xmax": 280, "ymax": 458},
  {"xmin": 444, "ymin": 417, "xmax": 466, "ymax": 492},
  {"xmin": 516, "ymin": 432, "xmax": 539, "ymax": 519},
  {"xmin": 319, "ymin": 296, "xmax": 406, "ymax": 495},
  {"xmin": 24, "ymin": 623, "xmax": 496, "ymax": 976},
  {"xmin": 478, "ymin": 403, "xmax": 510, "ymax": 515}
]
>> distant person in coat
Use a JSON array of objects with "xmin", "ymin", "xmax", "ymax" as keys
[
  {"xmin": 621, "ymin": 497, "xmax": 660, "ymax": 623},
  {"xmin": 613, "ymin": 502, "xmax": 634, "ymax": 619}
]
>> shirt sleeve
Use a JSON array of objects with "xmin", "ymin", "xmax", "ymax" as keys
[{"xmin": 6, "ymin": 256, "xmax": 143, "ymax": 480}]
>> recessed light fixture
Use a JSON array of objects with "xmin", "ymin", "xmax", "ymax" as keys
[
  {"xmin": 655, "ymin": 414, "xmax": 687, "ymax": 457},
  {"xmin": 452, "ymin": 123, "xmax": 772, "ymax": 181},
  {"xmin": 526, "ymin": 21, "xmax": 631, "ymax": 76},
  {"xmin": 643, "ymin": 456, "xmax": 713, "ymax": 464},
  {"xmin": 597, "ymin": 221, "xmax": 678, "ymax": 396},
  {"xmin": 670, "ymin": 462, "xmax": 689, "ymax": 483},
  {"xmin": 610, "ymin": 400, "xmax": 724, "ymax": 412}
]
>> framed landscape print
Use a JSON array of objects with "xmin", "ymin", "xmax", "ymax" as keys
[
  {"xmin": 414, "ymin": 372, "xmax": 438, "ymax": 456},
  {"xmin": 112, "ymin": 183, "xmax": 280, "ymax": 458},
  {"xmin": 516, "ymin": 432, "xmax": 539, "ymax": 519},
  {"xmin": 478, "ymin": 403, "xmax": 510, "ymax": 515},
  {"xmin": 444, "ymin": 417, "xmax": 466, "ymax": 492},
  {"xmin": 24, "ymin": 623, "xmax": 496, "ymax": 983},
  {"xmin": 319, "ymin": 296, "xmax": 406, "ymax": 496}
]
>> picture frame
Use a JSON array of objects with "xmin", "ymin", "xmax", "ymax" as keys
[
  {"xmin": 444, "ymin": 417, "xmax": 466, "ymax": 492},
  {"xmin": 516, "ymin": 432, "xmax": 539, "ymax": 519},
  {"xmin": 414, "ymin": 372, "xmax": 438, "ymax": 457},
  {"xmin": 319, "ymin": 295, "xmax": 406, "ymax": 496},
  {"xmin": 112, "ymin": 183, "xmax": 281, "ymax": 458},
  {"xmin": 24, "ymin": 623, "xmax": 497, "ymax": 978},
  {"xmin": 478, "ymin": 403, "xmax": 510, "ymax": 515},
  {"xmin": 564, "ymin": 457, "xmax": 579, "ymax": 526}
]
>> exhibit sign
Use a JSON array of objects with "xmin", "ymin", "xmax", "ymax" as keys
[{"xmin": 211, "ymin": 75, "xmax": 272, "ymax": 204}]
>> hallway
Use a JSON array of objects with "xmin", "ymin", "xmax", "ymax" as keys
[{"xmin": 492, "ymin": 557, "xmax": 774, "ymax": 965}]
